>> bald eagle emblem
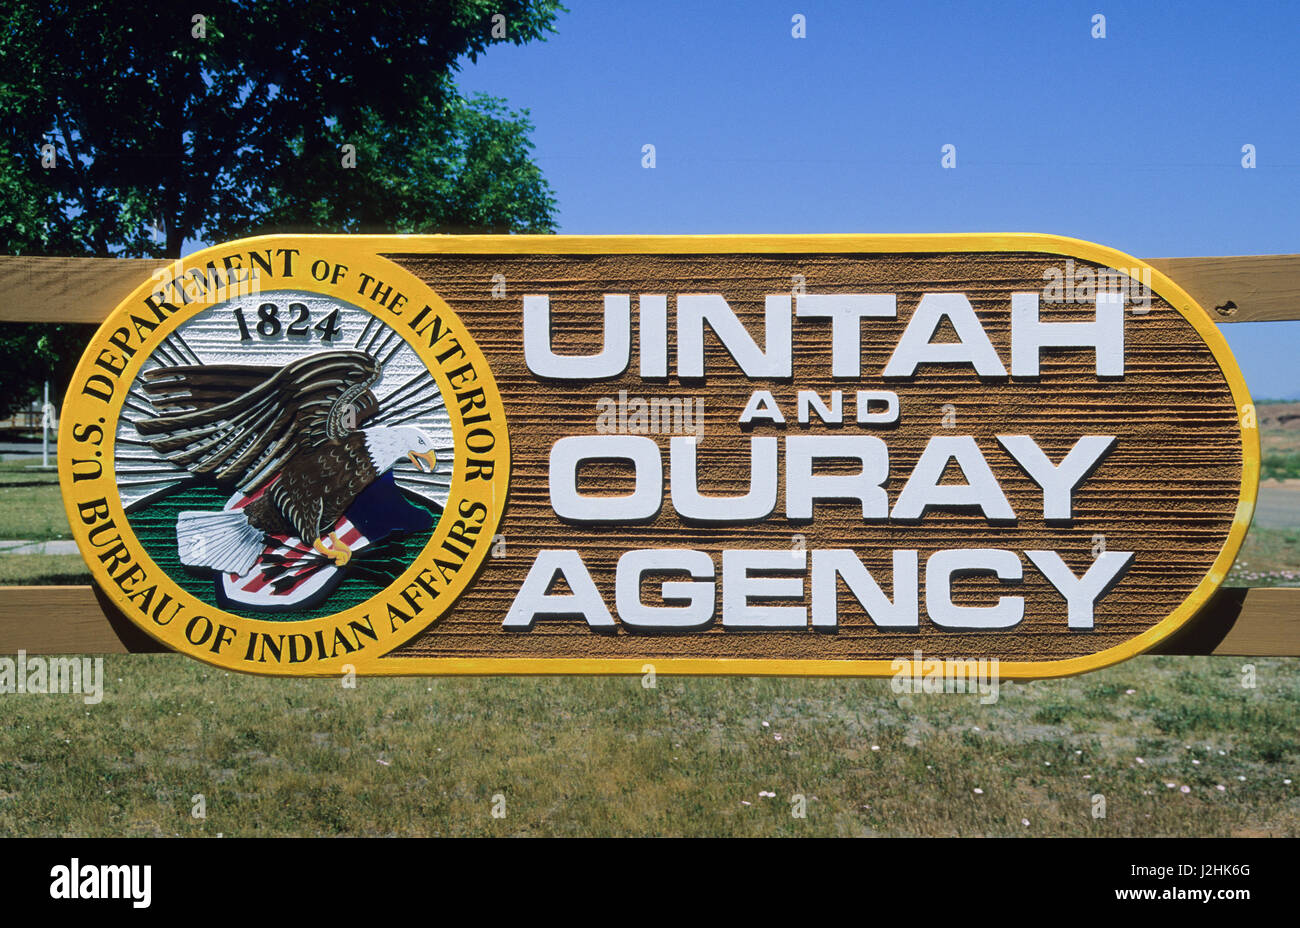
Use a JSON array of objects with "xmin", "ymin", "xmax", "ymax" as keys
[{"xmin": 132, "ymin": 349, "xmax": 444, "ymax": 609}]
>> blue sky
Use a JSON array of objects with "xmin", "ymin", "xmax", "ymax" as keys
[{"xmin": 454, "ymin": 0, "xmax": 1299, "ymax": 398}]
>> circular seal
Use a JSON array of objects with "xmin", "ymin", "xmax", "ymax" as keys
[{"xmin": 58, "ymin": 237, "xmax": 509, "ymax": 674}]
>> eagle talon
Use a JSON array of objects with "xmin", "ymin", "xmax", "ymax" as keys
[{"xmin": 313, "ymin": 532, "xmax": 352, "ymax": 567}]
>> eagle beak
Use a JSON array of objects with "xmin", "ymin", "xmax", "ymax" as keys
[{"xmin": 407, "ymin": 449, "xmax": 436, "ymax": 473}]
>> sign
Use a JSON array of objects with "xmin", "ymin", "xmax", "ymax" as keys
[{"xmin": 59, "ymin": 234, "xmax": 1258, "ymax": 677}]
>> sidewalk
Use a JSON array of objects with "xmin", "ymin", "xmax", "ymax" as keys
[{"xmin": 0, "ymin": 539, "xmax": 79, "ymax": 555}]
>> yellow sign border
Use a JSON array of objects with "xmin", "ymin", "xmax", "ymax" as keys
[
  {"xmin": 62, "ymin": 233, "xmax": 1257, "ymax": 678},
  {"xmin": 59, "ymin": 237, "xmax": 510, "ymax": 675}
]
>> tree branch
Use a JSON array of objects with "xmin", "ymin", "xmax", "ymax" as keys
[{"xmin": 54, "ymin": 111, "xmax": 106, "ymax": 256}]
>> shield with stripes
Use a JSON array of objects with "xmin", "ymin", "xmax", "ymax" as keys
[{"xmin": 215, "ymin": 469, "xmax": 434, "ymax": 613}]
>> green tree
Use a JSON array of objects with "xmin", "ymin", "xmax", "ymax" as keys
[{"xmin": 0, "ymin": 0, "xmax": 563, "ymax": 415}]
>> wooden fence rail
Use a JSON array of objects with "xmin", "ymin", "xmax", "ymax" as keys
[
  {"xmin": 2, "ymin": 253, "xmax": 1297, "ymax": 325},
  {"xmin": 1, "ymin": 253, "xmax": 1297, "ymax": 657}
]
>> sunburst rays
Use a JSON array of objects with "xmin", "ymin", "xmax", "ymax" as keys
[{"xmin": 118, "ymin": 304, "xmax": 454, "ymax": 512}]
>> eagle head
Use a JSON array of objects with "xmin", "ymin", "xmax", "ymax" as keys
[{"xmin": 362, "ymin": 425, "xmax": 437, "ymax": 474}]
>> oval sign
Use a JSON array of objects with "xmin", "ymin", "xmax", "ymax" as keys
[{"xmin": 60, "ymin": 234, "xmax": 1257, "ymax": 677}]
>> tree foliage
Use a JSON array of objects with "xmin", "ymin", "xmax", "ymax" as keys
[{"xmin": 0, "ymin": 0, "xmax": 563, "ymax": 415}]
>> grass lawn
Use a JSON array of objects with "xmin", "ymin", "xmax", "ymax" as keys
[
  {"xmin": 1226, "ymin": 525, "xmax": 1300, "ymax": 586},
  {"xmin": 0, "ymin": 655, "xmax": 1295, "ymax": 837},
  {"xmin": 0, "ymin": 451, "xmax": 1295, "ymax": 837},
  {"xmin": 0, "ymin": 461, "xmax": 69, "ymax": 542},
  {"xmin": 0, "ymin": 554, "xmax": 91, "ymax": 585}
]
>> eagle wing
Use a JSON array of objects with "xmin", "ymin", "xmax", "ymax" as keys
[
  {"xmin": 136, "ymin": 350, "xmax": 381, "ymax": 494},
  {"xmin": 265, "ymin": 437, "xmax": 372, "ymax": 545}
]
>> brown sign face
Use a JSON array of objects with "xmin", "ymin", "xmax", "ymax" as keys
[{"xmin": 63, "ymin": 234, "xmax": 1257, "ymax": 677}]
